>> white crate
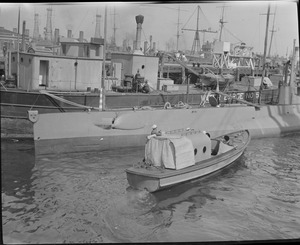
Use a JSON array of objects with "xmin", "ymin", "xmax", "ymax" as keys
[
  {"xmin": 157, "ymin": 78, "xmax": 174, "ymax": 90},
  {"xmin": 214, "ymin": 41, "xmax": 231, "ymax": 53},
  {"xmin": 163, "ymin": 84, "xmax": 179, "ymax": 92}
]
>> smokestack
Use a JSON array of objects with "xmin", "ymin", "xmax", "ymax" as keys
[
  {"xmin": 144, "ymin": 41, "xmax": 148, "ymax": 54},
  {"xmin": 135, "ymin": 15, "xmax": 144, "ymax": 51},
  {"xmin": 122, "ymin": 39, "xmax": 127, "ymax": 51},
  {"xmin": 153, "ymin": 42, "xmax": 156, "ymax": 52},
  {"xmin": 67, "ymin": 30, "xmax": 72, "ymax": 38},
  {"xmin": 79, "ymin": 31, "xmax": 84, "ymax": 42},
  {"xmin": 95, "ymin": 14, "xmax": 101, "ymax": 38},
  {"xmin": 21, "ymin": 21, "xmax": 26, "ymax": 51},
  {"xmin": 33, "ymin": 13, "xmax": 39, "ymax": 41},
  {"xmin": 45, "ymin": 8, "xmax": 53, "ymax": 41},
  {"xmin": 150, "ymin": 35, "xmax": 152, "ymax": 50},
  {"xmin": 54, "ymin": 28, "xmax": 59, "ymax": 44}
]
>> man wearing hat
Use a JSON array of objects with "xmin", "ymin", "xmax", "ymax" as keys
[
  {"xmin": 146, "ymin": 124, "xmax": 161, "ymax": 140},
  {"xmin": 151, "ymin": 124, "xmax": 158, "ymax": 135},
  {"xmin": 151, "ymin": 124, "xmax": 162, "ymax": 136}
]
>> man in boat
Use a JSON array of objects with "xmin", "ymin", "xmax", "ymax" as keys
[
  {"xmin": 203, "ymin": 130, "xmax": 211, "ymax": 138},
  {"xmin": 151, "ymin": 124, "xmax": 162, "ymax": 136},
  {"xmin": 146, "ymin": 124, "xmax": 162, "ymax": 141}
]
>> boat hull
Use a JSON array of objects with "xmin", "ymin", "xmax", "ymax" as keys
[
  {"xmin": 126, "ymin": 150, "xmax": 244, "ymax": 192},
  {"xmin": 32, "ymin": 104, "xmax": 300, "ymax": 155},
  {"xmin": 126, "ymin": 130, "xmax": 250, "ymax": 192}
]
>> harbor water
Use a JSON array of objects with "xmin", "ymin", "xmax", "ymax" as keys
[{"xmin": 1, "ymin": 134, "xmax": 300, "ymax": 243}]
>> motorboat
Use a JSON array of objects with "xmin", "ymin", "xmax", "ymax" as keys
[{"xmin": 126, "ymin": 129, "xmax": 250, "ymax": 192}]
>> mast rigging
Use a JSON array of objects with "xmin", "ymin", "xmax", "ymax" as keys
[{"xmin": 182, "ymin": 5, "xmax": 217, "ymax": 55}]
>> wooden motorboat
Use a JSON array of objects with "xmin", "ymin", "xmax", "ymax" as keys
[{"xmin": 126, "ymin": 129, "xmax": 250, "ymax": 192}]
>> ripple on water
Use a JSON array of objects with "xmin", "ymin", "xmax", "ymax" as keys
[{"xmin": 2, "ymin": 134, "xmax": 300, "ymax": 243}]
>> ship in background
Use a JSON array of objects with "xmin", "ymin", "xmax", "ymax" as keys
[
  {"xmin": 30, "ymin": 4, "xmax": 300, "ymax": 156},
  {"xmin": 1, "ymin": 3, "xmax": 299, "ymax": 140}
]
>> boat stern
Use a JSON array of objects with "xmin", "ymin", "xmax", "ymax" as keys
[{"xmin": 126, "ymin": 169, "xmax": 161, "ymax": 192}]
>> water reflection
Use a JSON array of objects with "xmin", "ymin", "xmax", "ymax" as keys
[
  {"xmin": 2, "ymin": 134, "xmax": 300, "ymax": 243},
  {"xmin": 152, "ymin": 156, "xmax": 246, "ymax": 209},
  {"xmin": 103, "ymin": 156, "xmax": 248, "ymax": 242}
]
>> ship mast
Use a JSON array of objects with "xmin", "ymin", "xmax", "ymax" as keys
[
  {"xmin": 176, "ymin": 5, "xmax": 181, "ymax": 51},
  {"xmin": 182, "ymin": 5, "xmax": 217, "ymax": 55},
  {"xmin": 268, "ymin": 5, "xmax": 277, "ymax": 57},
  {"xmin": 217, "ymin": 5, "xmax": 229, "ymax": 41},
  {"xmin": 193, "ymin": 5, "xmax": 201, "ymax": 54},
  {"xmin": 100, "ymin": 5, "xmax": 107, "ymax": 111},
  {"xmin": 259, "ymin": 4, "xmax": 271, "ymax": 104},
  {"xmin": 112, "ymin": 6, "xmax": 117, "ymax": 49},
  {"xmin": 17, "ymin": 5, "xmax": 20, "ymax": 88}
]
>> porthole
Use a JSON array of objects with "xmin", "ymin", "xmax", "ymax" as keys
[
  {"xmin": 224, "ymin": 135, "xmax": 229, "ymax": 142},
  {"xmin": 203, "ymin": 146, "xmax": 206, "ymax": 153},
  {"xmin": 194, "ymin": 148, "xmax": 198, "ymax": 155}
]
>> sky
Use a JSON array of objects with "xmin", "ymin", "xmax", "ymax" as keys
[{"xmin": 0, "ymin": 1, "xmax": 299, "ymax": 57}]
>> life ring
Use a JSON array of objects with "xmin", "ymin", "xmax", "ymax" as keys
[
  {"xmin": 164, "ymin": 102, "xmax": 172, "ymax": 109},
  {"xmin": 140, "ymin": 106, "xmax": 154, "ymax": 110},
  {"xmin": 177, "ymin": 101, "xmax": 185, "ymax": 107},
  {"xmin": 175, "ymin": 101, "xmax": 188, "ymax": 109}
]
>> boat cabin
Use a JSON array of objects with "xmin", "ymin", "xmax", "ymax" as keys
[
  {"xmin": 145, "ymin": 131, "xmax": 211, "ymax": 170},
  {"xmin": 9, "ymin": 51, "xmax": 122, "ymax": 92}
]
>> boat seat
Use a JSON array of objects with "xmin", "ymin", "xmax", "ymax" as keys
[
  {"xmin": 211, "ymin": 140, "xmax": 234, "ymax": 155},
  {"xmin": 211, "ymin": 140, "xmax": 220, "ymax": 155}
]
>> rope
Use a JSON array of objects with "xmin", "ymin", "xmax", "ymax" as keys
[
  {"xmin": 223, "ymin": 26, "xmax": 243, "ymax": 43},
  {"xmin": 0, "ymin": 82, "xmax": 7, "ymax": 91},
  {"xmin": 29, "ymin": 94, "xmax": 41, "ymax": 110},
  {"xmin": 74, "ymin": 9, "xmax": 90, "ymax": 36},
  {"xmin": 199, "ymin": 6, "xmax": 213, "ymax": 29},
  {"xmin": 182, "ymin": 7, "xmax": 197, "ymax": 29},
  {"xmin": 39, "ymin": 90, "xmax": 101, "ymax": 111}
]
